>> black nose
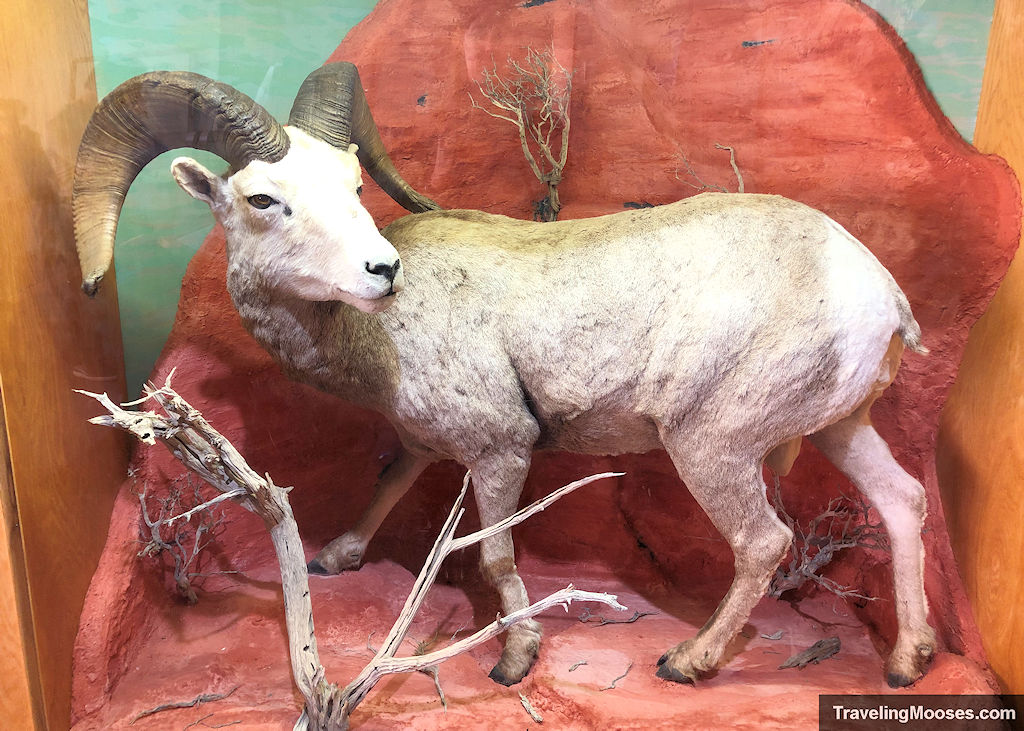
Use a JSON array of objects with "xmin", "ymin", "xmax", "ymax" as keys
[{"xmin": 365, "ymin": 259, "xmax": 400, "ymax": 283}]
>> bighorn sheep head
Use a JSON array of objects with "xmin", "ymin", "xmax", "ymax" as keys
[{"xmin": 73, "ymin": 62, "xmax": 439, "ymax": 312}]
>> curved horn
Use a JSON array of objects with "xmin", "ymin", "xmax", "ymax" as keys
[
  {"xmin": 73, "ymin": 71, "xmax": 290, "ymax": 295},
  {"xmin": 288, "ymin": 62, "xmax": 440, "ymax": 214}
]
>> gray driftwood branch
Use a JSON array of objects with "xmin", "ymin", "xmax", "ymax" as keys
[{"xmin": 79, "ymin": 374, "xmax": 626, "ymax": 730}]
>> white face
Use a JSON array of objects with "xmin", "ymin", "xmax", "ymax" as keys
[{"xmin": 170, "ymin": 127, "xmax": 404, "ymax": 313}]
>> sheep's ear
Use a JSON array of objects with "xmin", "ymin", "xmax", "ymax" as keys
[{"xmin": 171, "ymin": 156, "xmax": 223, "ymax": 207}]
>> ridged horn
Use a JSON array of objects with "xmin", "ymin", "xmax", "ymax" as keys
[
  {"xmin": 288, "ymin": 62, "xmax": 440, "ymax": 214},
  {"xmin": 73, "ymin": 71, "xmax": 290, "ymax": 295}
]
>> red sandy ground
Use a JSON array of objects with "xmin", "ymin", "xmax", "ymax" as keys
[
  {"xmin": 75, "ymin": 553, "xmax": 996, "ymax": 730},
  {"xmin": 72, "ymin": 0, "xmax": 1019, "ymax": 728}
]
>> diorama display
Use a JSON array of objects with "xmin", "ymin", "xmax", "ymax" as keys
[{"xmin": 69, "ymin": 1, "xmax": 1020, "ymax": 729}]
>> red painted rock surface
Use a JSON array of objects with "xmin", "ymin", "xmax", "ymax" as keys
[{"xmin": 72, "ymin": 0, "xmax": 1019, "ymax": 728}]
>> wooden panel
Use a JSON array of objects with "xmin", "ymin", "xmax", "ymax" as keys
[
  {"xmin": 0, "ymin": 0, "xmax": 129, "ymax": 728},
  {"xmin": 937, "ymin": 0, "xmax": 1024, "ymax": 696},
  {"xmin": 0, "ymin": 380, "xmax": 42, "ymax": 729}
]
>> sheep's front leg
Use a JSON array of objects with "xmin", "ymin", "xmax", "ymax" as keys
[
  {"xmin": 308, "ymin": 447, "xmax": 430, "ymax": 574},
  {"xmin": 471, "ymin": 450, "xmax": 540, "ymax": 686},
  {"xmin": 657, "ymin": 448, "xmax": 793, "ymax": 684}
]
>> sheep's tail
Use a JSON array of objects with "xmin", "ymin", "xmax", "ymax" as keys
[
  {"xmin": 895, "ymin": 287, "xmax": 928, "ymax": 355},
  {"xmin": 823, "ymin": 213, "xmax": 927, "ymax": 355}
]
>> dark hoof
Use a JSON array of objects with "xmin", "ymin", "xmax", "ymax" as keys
[
  {"xmin": 656, "ymin": 663, "xmax": 696, "ymax": 685},
  {"xmin": 307, "ymin": 558, "xmax": 331, "ymax": 576},
  {"xmin": 657, "ymin": 652, "xmax": 668, "ymax": 666},
  {"xmin": 886, "ymin": 672, "xmax": 915, "ymax": 689},
  {"xmin": 488, "ymin": 666, "xmax": 522, "ymax": 687}
]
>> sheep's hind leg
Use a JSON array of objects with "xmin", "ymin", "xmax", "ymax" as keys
[
  {"xmin": 308, "ymin": 447, "xmax": 431, "ymax": 575},
  {"xmin": 657, "ymin": 447, "xmax": 793, "ymax": 684},
  {"xmin": 809, "ymin": 410, "xmax": 935, "ymax": 687},
  {"xmin": 471, "ymin": 450, "xmax": 540, "ymax": 686}
]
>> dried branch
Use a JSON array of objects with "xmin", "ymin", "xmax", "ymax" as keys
[
  {"xmin": 578, "ymin": 608, "xmax": 656, "ymax": 626},
  {"xmin": 183, "ymin": 715, "xmax": 211, "ymax": 730},
  {"xmin": 714, "ymin": 144, "xmax": 744, "ymax": 193},
  {"xmin": 134, "ymin": 475, "xmax": 233, "ymax": 605},
  {"xmin": 674, "ymin": 143, "xmax": 745, "ymax": 194},
  {"xmin": 675, "ymin": 151, "xmax": 728, "ymax": 193},
  {"xmin": 424, "ymin": 666, "xmax": 446, "ymax": 710},
  {"xmin": 778, "ymin": 637, "xmax": 841, "ymax": 669},
  {"xmin": 600, "ymin": 662, "xmax": 633, "ymax": 691},
  {"xmin": 79, "ymin": 379, "xmax": 322, "ymax": 711},
  {"xmin": 471, "ymin": 47, "xmax": 573, "ymax": 221},
  {"xmin": 165, "ymin": 488, "xmax": 247, "ymax": 527},
  {"xmin": 130, "ymin": 686, "xmax": 238, "ymax": 724},
  {"xmin": 81, "ymin": 377, "xmax": 627, "ymax": 731},
  {"xmin": 183, "ymin": 713, "xmax": 241, "ymax": 730},
  {"xmin": 408, "ymin": 628, "xmax": 447, "ymax": 709},
  {"xmin": 447, "ymin": 471, "xmax": 622, "ymax": 553},
  {"xmin": 769, "ymin": 475, "xmax": 886, "ymax": 601},
  {"xmin": 519, "ymin": 692, "xmax": 543, "ymax": 723}
]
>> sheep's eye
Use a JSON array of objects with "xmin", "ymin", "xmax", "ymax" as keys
[
  {"xmin": 247, "ymin": 194, "xmax": 276, "ymax": 210},
  {"xmin": 356, "ymin": 186, "xmax": 363, "ymax": 197}
]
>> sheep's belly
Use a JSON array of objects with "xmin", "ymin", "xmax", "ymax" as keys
[{"xmin": 533, "ymin": 408, "xmax": 661, "ymax": 455}]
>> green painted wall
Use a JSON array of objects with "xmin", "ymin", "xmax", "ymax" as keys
[
  {"xmin": 87, "ymin": 0, "xmax": 994, "ymax": 396},
  {"xmin": 869, "ymin": 0, "xmax": 994, "ymax": 138}
]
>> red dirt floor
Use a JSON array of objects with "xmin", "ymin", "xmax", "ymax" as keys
[{"xmin": 72, "ymin": 550, "xmax": 996, "ymax": 730}]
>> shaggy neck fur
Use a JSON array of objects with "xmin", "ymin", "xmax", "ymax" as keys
[{"xmin": 227, "ymin": 258, "xmax": 400, "ymax": 409}]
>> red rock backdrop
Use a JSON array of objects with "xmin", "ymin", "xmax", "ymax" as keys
[{"xmin": 73, "ymin": 0, "xmax": 1019, "ymax": 726}]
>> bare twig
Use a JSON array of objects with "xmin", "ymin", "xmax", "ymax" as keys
[
  {"xmin": 714, "ymin": 144, "xmax": 744, "ymax": 193},
  {"xmin": 183, "ymin": 713, "xmax": 240, "ymax": 730},
  {"xmin": 674, "ymin": 144, "xmax": 745, "ymax": 194},
  {"xmin": 778, "ymin": 637, "xmax": 841, "ymax": 669},
  {"xmin": 447, "ymin": 471, "xmax": 622, "ymax": 553},
  {"xmin": 410, "ymin": 629, "xmax": 447, "ymax": 709},
  {"xmin": 423, "ymin": 665, "xmax": 446, "ymax": 710},
  {"xmin": 674, "ymin": 151, "xmax": 728, "ymax": 193},
  {"xmin": 600, "ymin": 662, "xmax": 633, "ymax": 691},
  {"xmin": 183, "ymin": 714, "xmax": 214, "ymax": 730},
  {"xmin": 519, "ymin": 692, "xmax": 544, "ymax": 723},
  {"xmin": 164, "ymin": 488, "xmax": 247, "ymax": 526},
  {"xmin": 568, "ymin": 660, "xmax": 588, "ymax": 672},
  {"xmin": 578, "ymin": 608, "xmax": 656, "ymax": 626},
  {"xmin": 130, "ymin": 686, "xmax": 238, "ymax": 724}
]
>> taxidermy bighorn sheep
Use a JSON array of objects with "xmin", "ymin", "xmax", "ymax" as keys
[{"xmin": 74, "ymin": 62, "xmax": 936, "ymax": 689}]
